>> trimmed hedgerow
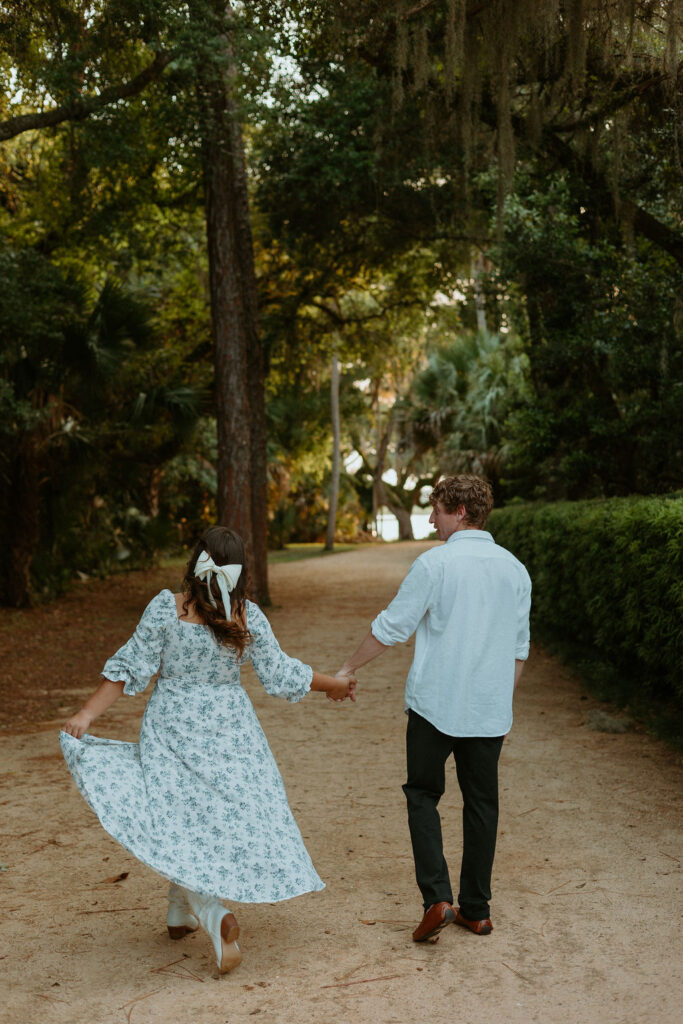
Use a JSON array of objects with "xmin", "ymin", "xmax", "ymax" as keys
[{"xmin": 488, "ymin": 494, "xmax": 683, "ymax": 740}]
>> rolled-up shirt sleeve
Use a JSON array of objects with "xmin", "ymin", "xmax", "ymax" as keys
[
  {"xmin": 515, "ymin": 570, "xmax": 532, "ymax": 659},
  {"xmin": 371, "ymin": 559, "xmax": 432, "ymax": 646}
]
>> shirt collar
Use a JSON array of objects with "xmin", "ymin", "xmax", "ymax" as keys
[{"xmin": 446, "ymin": 529, "xmax": 494, "ymax": 544}]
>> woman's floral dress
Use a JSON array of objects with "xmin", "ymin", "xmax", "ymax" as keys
[{"xmin": 60, "ymin": 589, "xmax": 325, "ymax": 902}]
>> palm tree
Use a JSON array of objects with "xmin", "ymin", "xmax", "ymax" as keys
[
  {"xmin": 410, "ymin": 331, "xmax": 528, "ymax": 499},
  {"xmin": 0, "ymin": 270, "xmax": 200, "ymax": 605}
]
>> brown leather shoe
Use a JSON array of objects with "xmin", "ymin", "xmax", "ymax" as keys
[
  {"xmin": 412, "ymin": 901, "xmax": 455, "ymax": 942},
  {"xmin": 454, "ymin": 908, "xmax": 493, "ymax": 935}
]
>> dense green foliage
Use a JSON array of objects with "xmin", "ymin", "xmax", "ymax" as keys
[
  {"xmin": 489, "ymin": 495, "xmax": 683, "ymax": 738},
  {"xmin": 1, "ymin": 1, "xmax": 681, "ymax": 603},
  {"xmin": 256, "ymin": 1, "xmax": 683, "ymax": 503},
  {"xmin": 0, "ymin": 244, "xmax": 209, "ymax": 601},
  {"xmin": 496, "ymin": 176, "xmax": 683, "ymax": 498}
]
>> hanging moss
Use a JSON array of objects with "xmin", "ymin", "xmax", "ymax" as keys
[
  {"xmin": 379, "ymin": 0, "xmax": 680, "ymax": 230},
  {"xmin": 444, "ymin": 0, "xmax": 465, "ymax": 99},
  {"xmin": 411, "ymin": 20, "xmax": 430, "ymax": 92},
  {"xmin": 395, "ymin": 3, "xmax": 409, "ymax": 73},
  {"xmin": 566, "ymin": 0, "xmax": 587, "ymax": 85},
  {"xmin": 495, "ymin": 49, "xmax": 515, "ymax": 234},
  {"xmin": 665, "ymin": 0, "xmax": 681, "ymax": 92},
  {"xmin": 526, "ymin": 86, "xmax": 542, "ymax": 146}
]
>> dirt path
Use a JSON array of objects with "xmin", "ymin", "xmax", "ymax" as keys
[{"xmin": 1, "ymin": 543, "xmax": 682, "ymax": 1024}]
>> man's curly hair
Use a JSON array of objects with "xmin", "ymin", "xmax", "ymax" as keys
[{"xmin": 429, "ymin": 474, "xmax": 494, "ymax": 528}]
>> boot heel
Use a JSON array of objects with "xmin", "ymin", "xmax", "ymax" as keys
[
  {"xmin": 219, "ymin": 914, "xmax": 242, "ymax": 973},
  {"xmin": 181, "ymin": 887, "xmax": 243, "ymax": 973},
  {"xmin": 166, "ymin": 881, "xmax": 198, "ymax": 939},
  {"xmin": 221, "ymin": 912, "xmax": 240, "ymax": 945}
]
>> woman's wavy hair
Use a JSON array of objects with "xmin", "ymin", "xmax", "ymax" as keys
[{"xmin": 182, "ymin": 526, "xmax": 252, "ymax": 656}]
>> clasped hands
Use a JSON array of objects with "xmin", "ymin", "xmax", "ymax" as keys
[{"xmin": 326, "ymin": 667, "xmax": 358, "ymax": 704}]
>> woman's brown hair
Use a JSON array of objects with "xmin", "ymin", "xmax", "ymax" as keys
[{"xmin": 181, "ymin": 526, "xmax": 252, "ymax": 656}]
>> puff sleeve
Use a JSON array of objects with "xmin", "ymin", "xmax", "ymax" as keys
[
  {"xmin": 101, "ymin": 590, "xmax": 171, "ymax": 695},
  {"xmin": 246, "ymin": 603, "xmax": 313, "ymax": 703}
]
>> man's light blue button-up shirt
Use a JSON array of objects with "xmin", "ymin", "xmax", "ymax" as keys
[{"xmin": 371, "ymin": 530, "xmax": 531, "ymax": 737}]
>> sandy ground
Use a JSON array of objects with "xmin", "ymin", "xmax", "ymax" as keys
[{"xmin": 1, "ymin": 542, "xmax": 682, "ymax": 1024}]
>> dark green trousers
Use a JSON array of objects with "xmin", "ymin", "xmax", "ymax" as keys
[{"xmin": 403, "ymin": 709, "xmax": 504, "ymax": 920}]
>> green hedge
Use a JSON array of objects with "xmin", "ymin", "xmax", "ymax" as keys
[{"xmin": 488, "ymin": 494, "xmax": 683, "ymax": 740}]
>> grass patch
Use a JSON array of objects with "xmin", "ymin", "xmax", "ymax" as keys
[
  {"xmin": 268, "ymin": 543, "xmax": 358, "ymax": 565},
  {"xmin": 161, "ymin": 542, "xmax": 360, "ymax": 571}
]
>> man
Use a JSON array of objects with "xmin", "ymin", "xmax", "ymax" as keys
[{"xmin": 337, "ymin": 475, "xmax": 531, "ymax": 942}]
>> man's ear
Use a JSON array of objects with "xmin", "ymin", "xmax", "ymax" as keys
[{"xmin": 455, "ymin": 504, "xmax": 468, "ymax": 521}]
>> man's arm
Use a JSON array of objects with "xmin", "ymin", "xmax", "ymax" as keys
[
  {"xmin": 337, "ymin": 559, "xmax": 431, "ymax": 680},
  {"xmin": 514, "ymin": 659, "xmax": 525, "ymax": 690},
  {"xmin": 337, "ymin": 630, "xmax": 389, "ymax": 677}
]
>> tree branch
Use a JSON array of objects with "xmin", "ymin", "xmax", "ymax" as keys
[
  {"xmin": 360, "ymin": 1, "xmax": 495, "ymax": 68},
  {"xmin": 405, "ymin": 1, "xmax": 494, "ymax": 21},
  {"xmin": 540, "ymin": 127, "xmax": 683, "ymax": 267},
  {"xmin": 307, "ymin": 296, "xmax": 423, "ymax": 326},
  {"xmin": 0, "ymin": 51, "xmax": 172, "ymax": 143},
  {"xmin": 550, "ymin": 62, "xmax": 682, "ymax": 133},
  {"xmin": 476, "ymin": 85, "xmax": 683, "ymax": 268}
]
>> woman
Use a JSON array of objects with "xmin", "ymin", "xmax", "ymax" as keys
[{"xmin": 61, "ymin": 526, "xmax": 355, "ymax": 974}]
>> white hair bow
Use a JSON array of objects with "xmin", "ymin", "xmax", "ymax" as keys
[{"xmin": 194, "ymin": 550, "xmax": 242, "ymax": 612}]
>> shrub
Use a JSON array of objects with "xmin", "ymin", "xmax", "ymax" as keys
[{"xmin": 488, "ymin": 494, "xmax": 683, "ymax": 741}]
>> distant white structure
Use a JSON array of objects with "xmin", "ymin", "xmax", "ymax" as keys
[
  {"xmin": 343, "ymin": 449, "xmax": 435, "ymax": 541},
  {"xmin": 375, "ymin": 509, "xmax": 433, "ymax": 541}
]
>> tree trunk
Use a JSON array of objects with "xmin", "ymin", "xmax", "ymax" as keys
[
  {"xmin": 375, "ymin": 477, "xmax": 415, "ymax": 542},
  {"xmin": 473, "ymin": 253, "xmax": 488, "ymax": 334},
  {"xmin": 147, "ymin": 466, "xmax": 162, "ymax": 518},
  {"xmin": 371, "ymin": 398, "xmax": 393, "ymax": 536},
  {"xmin": 393, "ymin": 503, "xmax": 414, "ymax": 541},
  {"xmin": 203, "ymin": 113, "xmax": 253, "ymax": 538},
  {"xmin": 229, "ymin": 91, "xmax": 270, "ymax": 604},
  {"xmin": 5, "ymin": 439, "xmax": 41, "ymax": 607},
  {"xmin": 325, "ymin": 351, "xmax": 341, "ymax": 550},
  {"xmin": 197, "ymin": 1, "xmax": 269, "ymax": 603},
  {"xmin": 383, "ymin": 488, "xmax": 415, "ymax": 541}
]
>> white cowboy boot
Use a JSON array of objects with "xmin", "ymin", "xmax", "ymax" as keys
[
  {"xmin": 181, "ymin": 887, "xmax": 242, "ymax": 974},
  {"xmin": 166, "ymin": 882, "xmax": 199, "ymax": 940}
]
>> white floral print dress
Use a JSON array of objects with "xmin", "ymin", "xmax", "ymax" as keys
[{"xmin": 60, "ymin": 590, "xmax": 325, "ymax": 902}]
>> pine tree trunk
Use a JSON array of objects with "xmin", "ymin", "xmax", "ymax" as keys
[
  {"xmin": 203, "ymin": 114, "xmax": 253, "ymax": 540},
  {"xmin": 197, "ymin": 1, "xmax": 269, "ymax": 603},
  {"xmin": 228, "ymin": 94, "xmax": 270, "ymax": 604},
  {"xmin": 325, "ymin": 351, "xmax": 341, "ymax": 550}
]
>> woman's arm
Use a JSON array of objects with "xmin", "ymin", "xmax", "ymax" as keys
[
  {"xmin": 310, "ymin": 671, "xmax": 357, "ymax": 703},
  {"xmin": 62, "ymin": 678, "xmax": 126, "ymax": 738}
]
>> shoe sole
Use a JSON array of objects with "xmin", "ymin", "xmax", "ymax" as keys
[
  {"xmin": 167, "ymin": 924, "xmax": 199, "ymax": 940},
  {"xmin": 454, "ymin": 917, "xmax": 492, "ymax": 935},
  {"xmin": 413, "ymin": 907, "xmax": 455, "ymax": 942},
  {"xmin": 219, "ymin": 913, "xmax": 242, "ymax": 973}
]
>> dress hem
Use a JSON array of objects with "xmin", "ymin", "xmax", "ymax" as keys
[{"xmin": 60, "ymin": 730, "xmax": 326, "ymax": 903}]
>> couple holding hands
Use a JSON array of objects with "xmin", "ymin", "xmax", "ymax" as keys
[{"xmin": 61, "ymin": 474, "xmax": 531, "ymax": 975}]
